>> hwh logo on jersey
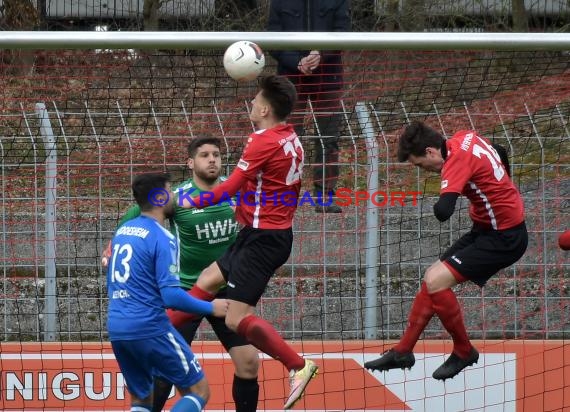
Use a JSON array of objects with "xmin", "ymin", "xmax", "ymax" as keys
[{"xmin": 195, "ymin": 219, "xmax": 239, "ymax": 240}]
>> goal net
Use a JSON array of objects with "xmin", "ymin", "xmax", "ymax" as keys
[{"xmin": 0, "ymin": 34, "xmax": 568, "ymax": 411}]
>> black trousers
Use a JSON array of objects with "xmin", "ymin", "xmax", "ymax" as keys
[{"xmin": 291, "ymin": 87, "xmax": 342, "ymax": 193}]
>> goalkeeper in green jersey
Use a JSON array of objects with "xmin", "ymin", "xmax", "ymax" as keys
[{"xmin": 104, "ymin": 136, "xmax": 260, "ymax": 412}]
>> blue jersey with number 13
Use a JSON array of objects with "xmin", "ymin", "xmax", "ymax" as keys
[{"xmin": 106, "ymin": 215, "xmax": 181, "ymax": 341}]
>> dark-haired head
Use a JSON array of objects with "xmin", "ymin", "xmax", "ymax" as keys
[
  {"xmin": 132, "ymin": 173, "xmax": 171, "ymax": 212},
  {"xmin": 187, "ymin": 135, "xmax": 221, "ymax": 159},
  {"xmin": 258, "ymin": 75, "xmax": 297, "ymax": 120},
  {"xmin": 397, "ymin": 121, "xmax": 445, "ymax": 163},
  {"xmin": 187, "ymin": 135, "xmax": 222, "ymax": 185}
]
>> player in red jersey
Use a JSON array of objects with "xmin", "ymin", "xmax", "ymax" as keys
[
  {"xmin": 175, "ymin": 75, "xmax": 317, "ymax": 409},
  {"xmin": 365, "ymin": 121, "xmax": 528, "ymax": 380}
]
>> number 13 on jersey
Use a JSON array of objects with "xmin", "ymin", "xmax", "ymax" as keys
[{"xmin": 110, "ymin": 243, "xmax": 132, "ymax": 283}]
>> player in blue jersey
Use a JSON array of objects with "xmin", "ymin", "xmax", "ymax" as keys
[
  {"xmin": 107, "ymin": 173, "xmax": 228, "ymax": 412},
  {"xmin": 109, "ymin": 137, "xmax": 260, "ymax": 412}
]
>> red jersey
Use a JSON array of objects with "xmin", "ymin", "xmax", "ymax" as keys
[
  {"xmin": 190, "ymin": 124, "xmax": 304, "ymax": 229},
  {"xmin": 441, "ymin": 130, "xmax": 524, "ymax": 230}
]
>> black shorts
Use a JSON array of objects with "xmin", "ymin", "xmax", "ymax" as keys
[
  {"xmin": 441, "ymin": 221, "xmax": 528, "ymax": 287},
  {"xmin": 217, "ymin": 225, "xmax": 293, "ymax": 306},
  {"xmin": 176, "ymin": 288, "xmax": 250, "ymax": 351}
]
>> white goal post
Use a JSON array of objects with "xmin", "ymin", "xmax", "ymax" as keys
[{"xmin": 0, "ymin": 31, "xmax": 570, "ymax": 50}]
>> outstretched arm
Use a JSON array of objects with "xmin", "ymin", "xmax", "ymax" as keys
[
  {"xmin": 161, "ymin": 286, "xmax": 213, "ymax": 314},
  {"xmin": 161, "ymin": 287, "xmax": 228, "ymax": 318}
]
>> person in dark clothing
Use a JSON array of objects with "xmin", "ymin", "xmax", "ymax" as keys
[{"xmin": 267, "ymin": 0, "xmax": 351, "ymax": 213}]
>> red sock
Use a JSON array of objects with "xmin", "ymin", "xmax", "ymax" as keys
[
  {"xmin": 237, "ymin": 315, "xmax": 305, "ymax": 371},
  {"xmin": 394, "ymin": 282, "xmax": 435, "ymax": 353},
  {"xmin": 430, "ymin": 288, "xmax": 472, "ymax": 358},
  {"xmin": 167, "ymin": 285, "xmax": 216, "ymax": 328}
]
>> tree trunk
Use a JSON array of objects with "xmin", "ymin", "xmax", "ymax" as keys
[
  {"xmin": 1, "ymin": 0, "xmax": 41, "ymax": 75},
  {"xmin": 2, "ymin": 0, "xmax": 41, "ymax": 29},
  {"xmin": 143, "ymin": 0, "xmax": 161, "ymax": 31},
  {"xmin": 511, "ymin": 0, "xmax": 528, "ymax": 32},
  {"xmin": 37, "ymin": 0, "xmax": 47, "ymax": 28},
  {"xmin": 384, "ymin": 0, "xmax": 400, "ymax": 32},
  {"xmin": 401, "ymin": 0, "xmax": 426, "ymax": 32}
]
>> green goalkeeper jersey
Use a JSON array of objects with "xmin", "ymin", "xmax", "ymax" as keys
[{"xmin": 117, "ymin": 177, "xmax": 238, "ymax": 288}]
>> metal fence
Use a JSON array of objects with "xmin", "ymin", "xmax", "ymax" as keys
[{"xmin": 1, "ymin": 98, "xmax": 568, "ymax": 342}]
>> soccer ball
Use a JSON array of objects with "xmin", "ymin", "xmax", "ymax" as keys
[{"xmin": 223, "ymin": 41, "xmax": 265, "ymax": 82}]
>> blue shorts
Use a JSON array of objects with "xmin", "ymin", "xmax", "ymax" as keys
[{"xmin": 111, "ymin": 328, "xmax": 204, "ymax": 400}]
